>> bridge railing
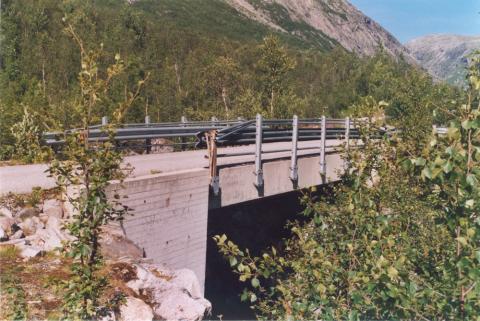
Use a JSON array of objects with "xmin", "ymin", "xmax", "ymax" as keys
[{"xmin": 43, "ymin": 115, "xmax": 372, "ymax": 152}]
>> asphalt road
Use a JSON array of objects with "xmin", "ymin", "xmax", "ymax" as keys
[{"xmin": 0, "ymin": 139, "xmax": 345, "ymax": 195}]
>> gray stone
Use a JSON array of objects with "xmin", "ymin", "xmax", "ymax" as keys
[
  {"xmin": 0, "ymin": 207, "xmax": 13, "ymax": 218},
  {"xmin": 18, "ymin": 245, "xmax": 44, "ymax": 259},
  {"xmin": 42, "ymin": 199, "xmax": 63, "ymax": 219},
  {"xmin": 0, "ymin": 227, "xmax": 6, "ymax": 240},
  {"xmin": 154, "ymin": 290, "xmax": 211, "ymax": 321},
  {"xmin": 126, "ymin": 263, "xmax": 211, "ymax": 321},
  {"xmin": 100, "ymin": 225, "xmax": 143, "ymax": 260},
  {"xmin": 19, "ymin": 217, "xmax": 41, "ymax": 236},
  {"xmin": 9, "ymin": 230, "xmax": 24, "ymax": 240},
  {"xmin": 18, "ymin": 207, "xmax": 39, "ymax": 220},
  {"xmin": 119, "ymin": 297, "xmax": 153, "ymax": 321},
  {"xmin": 0, "ymin": 217, "xmax": 15, "ymax": 235}
]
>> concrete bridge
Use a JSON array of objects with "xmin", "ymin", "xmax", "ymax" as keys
[{"xmin": 0, "ymin": 116, "xmax": 355, "ymax": 291}]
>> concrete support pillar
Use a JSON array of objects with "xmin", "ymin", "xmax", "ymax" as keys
[{"xmin": 107, "ymin": 169, "xmax": 210, "ymax": 292}]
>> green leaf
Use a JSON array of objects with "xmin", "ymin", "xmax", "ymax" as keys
[
  {"xmin": 387, "ymin": 266, "xmax": 398, "ymax": 280},
  {"xmin": 251, "ymin": 278, "xmax": 260, "ymax": 288},
  {"xmin": 229, "ymin": 256, "xmax": 237, "ymax": 267},
  {"xmin": 466, "ymin": 174, "xmax": 478, "ymax": 187}
]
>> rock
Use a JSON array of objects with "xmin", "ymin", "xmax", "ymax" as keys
[
  {"xmin": 100, "ymin": 225, "xmax": 143, "ymax": 260},
  {"xmin": 0, "ymin": 227, "xmax": 6, "ymax": 241},
  {"xmin": 126, "ymin": 263, "xmax": 211, "ymax": 321},
  {"xmin": 18, "ymin": 207, "xmax": 39, "ymax": 220},
  {"xmin": 171, "ymin": 269, "xmax": 203, "ymax": 299},
  {"xmin": 9, "ymin": 230, "xmax": 24, "ymax": 240},
  {"xmin": 0, "ymin": 207, "xmax": 13, "ymax": 218},
  {"xmin": 39, "ymin": 214, "xmax": 49, "ymax": 224},
  {"xmin": 119, "ymin": 297, "xmax": 153, "ymax": 321},
  {"xmin": 42, "ymin": 199, "xmax": 63, "ymax": 219},
  {"xmin": 0, "ymin": 217, "xmax": 15, "ymax": 235},
  {"xmin": 29, "ymin": 227, "xmax": 63, "ymax": 251},
  {"xmin": 19, "ymin": 217, "xmax": 38, "ymax": 236},
  {"xmin": 154, "ymin": 290, "xmax": 211, "ymax": 321},
  {"xmin": 18, "ymin": 245, "xmax": 44, "ymax": 259}
]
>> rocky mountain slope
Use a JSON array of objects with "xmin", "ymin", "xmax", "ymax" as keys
[
  {"xmin": 225, "ymin": 0, "xmax": 413, "ymax": 59},
  {"xmin": 406, "ymin": 34, "xmax": 480, "ymax": 85}
]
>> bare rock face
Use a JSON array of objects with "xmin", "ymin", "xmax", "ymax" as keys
[
  {"xmin": 406, "ymin": 34, "xmax": 480, "ymax": 86},
  {"xmin": 226, "ymin": 0, "xmax": 414, "ymax": 61},
  {"xmin": 119, "ymin": 297, "xmax": 154, "ymax": 321}
]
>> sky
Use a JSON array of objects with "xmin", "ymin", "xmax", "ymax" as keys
[{"xmin": 349, "ymin": 0, "xmax": 480, "ymax": 43}]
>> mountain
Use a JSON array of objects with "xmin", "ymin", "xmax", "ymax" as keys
[
  {"xmin": 135, "ymin": 0, "xmax": 413, "ymax": 59},
  {"xmin": 406, "ymin": 34, "xmax": 480, "ymax": 86},
  {"xmin": 225, "ymin": 0, "xmax": 412, "ymax": 59}
]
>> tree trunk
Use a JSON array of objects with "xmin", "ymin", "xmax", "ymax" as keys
[
  {"xmin": 270, "ymin": 89, "xmax": 275, "ymax": 117},
  {"xmin": 222, "ymin": 86, "xmax": 229, "ymax": 117},
  {"xmin": 174, "ymin": 61, "xmax": 182, "ymax": 95}
]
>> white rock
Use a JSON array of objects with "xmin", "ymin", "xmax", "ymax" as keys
[
  {"xmin": 126, "ymin": 263, "xmax": 211, "ymax": 321},
  {"xmin": 43, "ymin": 199, "xmax": 63, "ymax": 219},
  {"xmin": 171, "ymin": 269, "xmax": 203, "ymax": 299},
  {"xmin": 18, "ymin": 207, "xmax": 39, "ymax": 220},
  {"xmin": 9, "ymin": 230, "xmax": 24, "ymax": 240},
  {"xmin": 0, "ymin": 217, "xmax": 15, "ymax": 235},
  {"xmin": 19, "ymin": 217, "xmax": 41, "ymax": 236},
  {"xmin": 18, "ymin": 245, "xmax": 44, "ymax": 259},
  {"xmin": 154, "ymin": 290, "xmax": 211, "ymax": 321},
  {"xmin": 0, "ymin": 207, "xmax": 13, "ymax": 218},
  {"xmin": 119, "ymin": 297, "xmax": 153, "ymax": 321},
  {"xmin": 0, "ymin": 227, "xmax": 6, "ymax": 240}
]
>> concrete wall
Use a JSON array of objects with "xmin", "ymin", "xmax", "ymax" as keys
[
  {"xmin": 108, "ymin": 168, "xmax": 210, "ymax": 289},
  {"xmin": 212, "ymin": 153, "xmax": 344, "ymax": 208}
]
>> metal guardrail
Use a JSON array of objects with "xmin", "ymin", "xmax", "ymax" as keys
[
  {"xmin": 44, "ymin": 115, "xmax": 368, "ymax": 149},
  {"xmin": 43, "ymin": 115, "xmax": 446, "ymax": 196}
]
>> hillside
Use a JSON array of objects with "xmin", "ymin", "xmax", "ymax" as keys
[
  {"xmin": 406, "ymin": 34, "xmax": 480, "ymax": 86},
  {"xmin": 226, "ymin": 0, "xmax": 413, "ymax": 59}
]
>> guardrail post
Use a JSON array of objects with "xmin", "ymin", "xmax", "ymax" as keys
[
  {"xmin": 254, "ymin": 114, "xmax": 264, "ymax": 189},
  {"xmin": 290, "ymin": 115, "xmax": 299, "ymax": 184},
  {"xmin": 211, "ymin": 116, "xmax": 218, "ymax": 127},
  {"xmin": 320, "ymin": 115, "xmax": 326, "ymax": 178},
  {"xmin": 345, "ymin": 117, "xmax": 350, "ymax": 151},
  {"xmin": 145, "ymin": 116, "xmax": 151, "ymax": 154},
  {"xmin": 344, "ymin": 117, "xmax": 350, "ymax": 170},
  {"xmin": 206, "ymin": 130, "xmax": 219, "ymax": 195},
  {"xmin": 181, "ymin": 116, "xmax": 187, "ymax": 151},
  {"xmin": 101, "ymin": 116, "xmax": 108, "ymax": 126}
]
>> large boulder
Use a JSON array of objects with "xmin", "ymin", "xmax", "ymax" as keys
[
  {"xmin": 100, "ymin": 225, "xmax": 143, "ymax": 261},
  {"xmin": 119, "ymin": 297, "xmax": 153, "ymax": 321},
  {"xmin": 126, "ymin": 263, "xmax": 211, "ymax": 321},
  {"xmin": 42, "ymin": 199, "xmax": 64, "ymax": 219}
]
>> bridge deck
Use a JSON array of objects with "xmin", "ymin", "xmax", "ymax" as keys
[{"xmin": 0, "ymin": 139, "xmax": 344, "ymax": 195}]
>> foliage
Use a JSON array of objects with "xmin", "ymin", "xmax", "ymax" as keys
[
  {"xmin": 47, "ymin": 22, "xmax": 145, "ymax": 320},
  {"xmin": 0, "ymin": 0, "xmax": 460, "ymax": 155},
  {"xmin": 215, "ymin": 62, "xmax": 479, "ymax": 319},
  {"xmin": 411, "ymin": 52, "xmax": 480, "ymax": 318},
  {"xmin": 0, "ymin": 247, "xmax": 28, "ymax": 321},
  {"xmin": 257, "ymin": 35, "xmax": 296, "ymax": 117},
  {"xmin": 10, "ymin": 106, "xmax": 52, "ymax": 163}
]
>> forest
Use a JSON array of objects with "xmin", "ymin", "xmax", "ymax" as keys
[{"xmin": 0, "ymin": 0, "xmax": 459, "ymax": 161}]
